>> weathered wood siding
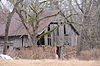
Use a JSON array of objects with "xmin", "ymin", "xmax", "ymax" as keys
[
  {"xmin": 0, "ymin": 36, "xmax": 22, "ymax": 48},
  {"xmin": 44, "ymin": 23, "xmax": 78, "ymax": 46},
  {"xmin": 23, "ymin": 36, "xmax": 32, "ymax": 47},
  {"xmin": 0, "ymin": 46, "xmax": 3, "ymax": 53},
  {"xmin": 67, "ymin": 25, "xmax": 72, "ymax": 45},
  {"xmin": 65, "ymin": 24, "xmax": 78, "ymax": 46},
  {"xmin": 44, "ymin": 28, "xmax": 48, "ymax": 45},
  {"xmin": 70, "ymin": 29, "xmax": 78, "ymax": 46},
  {"xmin": 0, "ymin": 23, "xmax": 79, "ymax": 50},
  {"xmin": 59, "ymin": 25, "xmax": 65, "ymax": 46},
  {"xmin": 10, "ymin": 37, "xmax": 22, "ymax": 48}
]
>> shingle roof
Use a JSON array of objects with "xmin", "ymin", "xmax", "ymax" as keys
[{"xmin": 0, "ymin": 10, "xmax": 60, "ymax": 36}]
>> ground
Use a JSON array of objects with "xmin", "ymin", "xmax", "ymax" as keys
[{"xmin": 0, "ymin": 59, "xmax": 100, "ymax": 66}]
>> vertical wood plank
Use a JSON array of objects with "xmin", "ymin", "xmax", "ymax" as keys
[
  {"xmin": 44, "ymin": 28, "xmax": 48, "ymax": 45},
  {"xmin": 68, "ymin": 25, "xmax": 72, "ymax": 45},
  {"xmin": 75, "ymin": 34, "xmax": 78, "ymax": 46},
  {"xmin": 50, "ymin": 24, "xmax": 54, "ymax": 45},
  {"xmin": 59, "ymin": 24, "xmax": 64, "ymax": 46}
]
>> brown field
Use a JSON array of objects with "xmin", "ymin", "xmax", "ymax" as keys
[
  {"xmin": 1, "ymin": 49, "xmax": 100, "ymax": 66},
  {"xmin": 0, "ymin": 59, "xmax": 100, "ymax": 66}
]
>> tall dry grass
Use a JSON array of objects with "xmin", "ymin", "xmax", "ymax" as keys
[{"xmin": 77, "ymin": 49, "xmax": 100, "ymax": 60}]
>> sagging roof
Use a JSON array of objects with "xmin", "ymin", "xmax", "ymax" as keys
[{"xmin": 0, "ymin": 10, "xmax": 60, "ymax": 36}]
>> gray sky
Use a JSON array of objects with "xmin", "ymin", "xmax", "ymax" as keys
[{"xmin": 0, "ymin": 0, "xmax": 14, "ymax": 12}]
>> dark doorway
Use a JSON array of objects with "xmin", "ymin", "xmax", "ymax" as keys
[
  {"xmin": 37, "ymin": 31, "xmax": 45, "ymax": 45},
  {"xmin": 37, "ymin": 36, "xmax": 45, "ymax": 45},
  {"xmin": 56, "ymin": 46, "xmax": 61, "ymax": 59}
]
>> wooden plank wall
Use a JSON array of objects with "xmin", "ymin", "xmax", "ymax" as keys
[
  {"xmin": 50, "ymin": 24, "xmax": 54, "ymax": 45},
  {"xmin": 44, "ymin": 23, "xmax": 78, "ymax": 46},
  {"xmin": 44, "ymin": 28, "xmax": 48, "ymax": 45},
  {"xmin": 59, "ymin": 25, "xmax": 64, "ymax": 46}
]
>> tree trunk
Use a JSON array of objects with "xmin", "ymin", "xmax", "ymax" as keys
[
  {"xmin": 3, "ymin": 0, "xmax": 24, "ymax": 54},
  {"xmin": 3, "ymin": 11, "xmax": 16, "ymax": 54}
]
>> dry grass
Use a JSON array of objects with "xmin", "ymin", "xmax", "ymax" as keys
[
  {"xmin": 7, "ymin": 46, "xmax": 56, "ymax": 59},
  {"xmin": 1, "ymin": 49, "xmax": 100, "ymax": 66},
  {"xmin": 77, "ymin": 49, "xmax": 100, "ymax": 60},
  {"xmin": 0, "ymin": 58, "xmax": 100, "ymax": 66}
]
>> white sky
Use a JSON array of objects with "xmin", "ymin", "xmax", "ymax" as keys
[{"xmin": 0, "ymin": 0, "xmax": 14, "ymax": 12}]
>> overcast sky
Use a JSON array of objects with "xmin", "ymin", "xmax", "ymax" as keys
[{"xmin": 0, "ymin": 0, "xmax": 14, "ymax": 12}]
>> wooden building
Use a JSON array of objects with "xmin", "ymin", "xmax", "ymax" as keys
[
  {"xmin": 42, "ymin": 22, "xmax": 79, "ymax": 46},
  {"xmin": 0, "ymin": 10, "xmax": 79, "ymax": 51}
]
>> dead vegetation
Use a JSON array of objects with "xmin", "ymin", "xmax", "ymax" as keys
[
  {"xmin": 6, "ymin": 46, "xmax": 78, "ymax": 60},
  {"xmin": 1, "ymin": 47, "xmax": 100, "ymax": 66},
  {"xmin": 7, "ymin": 46, "xmax": 56, "ymax": 59},
  {"xmin": 0, "ymin": 58, "xmax": 100, "ymax": 66},
  {"xmin": 77, "ymin": 49, "xmax": 100, "ymax": 60}
]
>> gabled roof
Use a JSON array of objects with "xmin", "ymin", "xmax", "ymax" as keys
[{"xmin": 0, "ymin": 10, "xmax": 60, "ymax": 36}]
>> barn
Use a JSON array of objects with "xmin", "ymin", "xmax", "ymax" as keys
[{"xmin": 0, "ymin": 10, "xmax": 79, "ymax": 55}]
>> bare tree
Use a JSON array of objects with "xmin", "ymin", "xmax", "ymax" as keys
[
  {"xmin": 2, "ymin": 0, "xmax": 24, "ymax": 54},
  {"xmin": 16, "ymin": 0, "xmax": 59, "ymax": 46},
  {"xmin": 51, "ymin": 0, "xmax": 98, "ymax": 50}
]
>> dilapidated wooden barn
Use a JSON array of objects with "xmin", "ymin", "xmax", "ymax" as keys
[{"xmin": 0, "ymin": 10, "xmax": 79, "ymax": 52}]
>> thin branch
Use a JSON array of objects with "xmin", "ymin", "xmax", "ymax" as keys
[
  {"xmin": 74, "ymin": 0, "xmax": 84, "ymax": 13},
  {"xmin": 38, "ymin": 11, "xmax": 60, "ymax": 22}
]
